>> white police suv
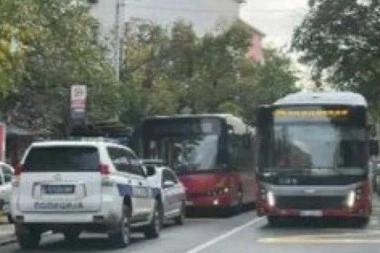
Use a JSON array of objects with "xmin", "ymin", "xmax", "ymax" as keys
[{"xmin": 10, "ymin": 139, "xmax": 161, "ymax": 249}]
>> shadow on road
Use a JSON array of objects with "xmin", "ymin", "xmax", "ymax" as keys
[
  {"xmin": 11, "ymin": 234, "xmax": 148, "ymax": 252},
  {"xmin": 260, "ymin": 217, "xmax": 369, "ymax": 231},
  {"xmin": 186, "ymin": 204, "xmax": 255, "ymax": 219}
]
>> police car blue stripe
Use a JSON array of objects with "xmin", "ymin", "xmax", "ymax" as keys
[
  {"xmin": 117, "ymin": 184, "xmax": 154, "ymax": 199},
  {"xmin": 117, "ymin": 184, "xmax": 133, "ymax": 196}
]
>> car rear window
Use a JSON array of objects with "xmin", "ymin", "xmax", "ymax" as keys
[{"xmin": 24, "ymin": 146, "xmax": 100, "ymax": 172}]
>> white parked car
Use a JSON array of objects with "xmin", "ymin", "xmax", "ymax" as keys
[
  {"xmin": 143, "ymin": 160, "xmax": 186, "ymax": 225},
  {"xmin": 11, "ymin": 139, "xmax": 161, "ymax": 249},
  {"xmin": 0, "ymin": 162, "xmax": 14, "ymax": 223}
]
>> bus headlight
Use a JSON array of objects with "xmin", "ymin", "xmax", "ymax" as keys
[
  {"xmin": 347, "ymin": 190, "xmax": 356, "ymax": 208},
  {"xmin": 267, "ymin": 191, "xmax": 276, "ymax": 207}
]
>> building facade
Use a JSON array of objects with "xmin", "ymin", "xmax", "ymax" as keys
[
  {"xmin": 89, "ymin": 0, "xmax": 126, "ymax": 80},
  {"xmin": 90, "ymin": 0, "xmax": 264, "ymax": 73},
  {"xmin": 124, "ymin": 0, "xmax": 244, "ymax": 35}
]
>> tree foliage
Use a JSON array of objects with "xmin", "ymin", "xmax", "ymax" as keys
[
  {"xmin": 292, "ymin": 0, "xmax": 380, "ymax": 113},
  {"xmin": 0, "ymin": 1, "xmax": 298, "ymax": 135},
  {"xmin": 120, "ymin": 20, "xmax": 298, "ymax": 125},
  {"xmin": 0, "ymin": 0, "xmax": 119, "ymax": 135}
]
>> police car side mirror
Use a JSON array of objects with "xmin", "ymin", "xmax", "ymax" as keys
[{"xmin": 145, "ymin": 165, "xmax": 156, "ymax": 177}]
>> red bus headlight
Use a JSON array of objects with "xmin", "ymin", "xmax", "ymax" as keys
[
  {"xmin": 267, "ymin": 191, "xmax": 276, "ymax": 207},
  {"xmin": 347, "ymin": 190, "xmax": 356, "ymax": 208}
]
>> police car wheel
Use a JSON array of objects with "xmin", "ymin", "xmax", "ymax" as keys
[
  {"xmin": 108, "ymin": 205, "xmax": 131, "ymax": 248},
  {"xmin": 144, "ymin": 202, "xmax": 161, "ymax": 239},
  {"xmin": 16, "ymin": 225, "xmax": 41, "ymax": 249},
  {"xmin": 174, "ymin": 201, "xmax": 185, "ymax": 225}
]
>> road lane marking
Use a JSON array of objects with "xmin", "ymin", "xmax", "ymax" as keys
[
  {"xmin": 258, "ymin": 230, "xmax": 380, "ymax": 244},
  {"xmin": 259, "ymin": 237, "xmax": 380, "ymax": 244},
  {"xmin": 187, "ymin": 217, "xmax": 265, "ymax": 253}
]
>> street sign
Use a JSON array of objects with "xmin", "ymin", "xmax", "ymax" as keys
[
  {"xmin": 0, "ymin": 124, "xmax": 6, "ymax": 162},
  {"xmin": 70, "ymin": 85, "xmax": 87, "ymax": 125}
]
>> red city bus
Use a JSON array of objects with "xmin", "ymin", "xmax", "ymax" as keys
[
  {"xmin": 139, "ymin": 114, "xmax": 256, "ymax": 214},
  {"xmin": 255, "ymin": 91, "xmax": 378, "ymax": 227}
]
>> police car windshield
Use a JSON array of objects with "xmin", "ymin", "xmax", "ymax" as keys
[{"xmin": 24, "ymin": 146, "xmax": 100, "ymax": 172}]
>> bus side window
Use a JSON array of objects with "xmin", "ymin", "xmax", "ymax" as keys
[
  {"xmin": 227, "ymin": 134, "xmax": 239, "ymax": 168},
  {"xmin": 243, "ymin": 134, "xmax": 251, "ymax": 149},
  {"xmin": 228, "ymin": 133, "xmax": 249, "ymax": 171}
]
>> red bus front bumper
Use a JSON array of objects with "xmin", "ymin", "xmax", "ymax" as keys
[{"xmin": 186, "ymin": 193, "xmax": 235, "ymax": 208}]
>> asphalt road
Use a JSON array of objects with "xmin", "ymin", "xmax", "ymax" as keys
[{"xmin": 2, "ymin": 202, "xmax": 380, "ymax": 253}]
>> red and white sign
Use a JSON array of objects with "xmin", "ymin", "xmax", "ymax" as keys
[
  {"xmin": 0, "ymin": 123, "xmax": 6, "ymax": 162},
  {"xmin": 71, "ymin": 85, "xmax": 87, "ymax": 109},
  {"xmin": 70, "ymin": 85, "xmax": 87, "ymax": 121}
]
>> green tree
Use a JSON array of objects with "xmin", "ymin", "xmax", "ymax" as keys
[
  {"xmin": 238, "ymin": 49, "xmax": 299, "ymax": 123},
  {"xmin": 120, "ymin": 20, "xmax": 174, "ymax": 126},
  {"xmin": 292, "ymin": 0, "xmax": 380, "ymax": 113},
  {"xmin": 0, "ymin": 0, "xmax": 44, "ymax": 96},
  {"xmin": 120, "ymin": 20, "xmax": 298, "ymax": 126},
  {"xmin": 0, "ymin": 0, "xmax": 119, "ymax": 135},
  {"xmin": 183, "ymin": 21, "xmax": 254, "ymax": 114}
]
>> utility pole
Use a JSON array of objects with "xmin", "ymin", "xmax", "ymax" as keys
[
  {"xmin": 114, "ymin": 0, "xmax": 127, "ymax": 83},
  {"xmin": 114, "ymin": 0, "xmax": 121, "ymax": 82}
]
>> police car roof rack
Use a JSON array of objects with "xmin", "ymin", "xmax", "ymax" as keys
[
  {"xmin": 141, "ymin": 159, "xmax": 166, "ymax": 166},
  {"xmin": 67, "ymin": 136, "xmax": 119, "ymax": 143}
]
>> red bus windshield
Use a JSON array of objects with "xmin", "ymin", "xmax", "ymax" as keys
[{"xmin": 146, "ymin": 134, "xmax": 219, "ymax": 174}]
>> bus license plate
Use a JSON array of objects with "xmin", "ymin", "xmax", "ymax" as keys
[
  {"xmin": 185, "ymin": 201, "xmax": 194, "ymax": 206},
  {"xmin": 300, "ymin": 210, "xmax": 323, "ymax": 217}
]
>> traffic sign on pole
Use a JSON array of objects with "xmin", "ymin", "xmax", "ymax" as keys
[{"xmin": 70, "ymin": 85, "xmax": 87, "ymax": 125}]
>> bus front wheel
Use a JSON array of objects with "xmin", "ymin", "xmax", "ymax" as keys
[{"xmin": 351, "ymin": 217, "xmax": 370, "ymax": 228}]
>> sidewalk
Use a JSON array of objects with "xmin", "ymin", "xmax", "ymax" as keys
[{"xmin": 0, "ymin": 216, "xmax": 15, "ymax": 246}]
